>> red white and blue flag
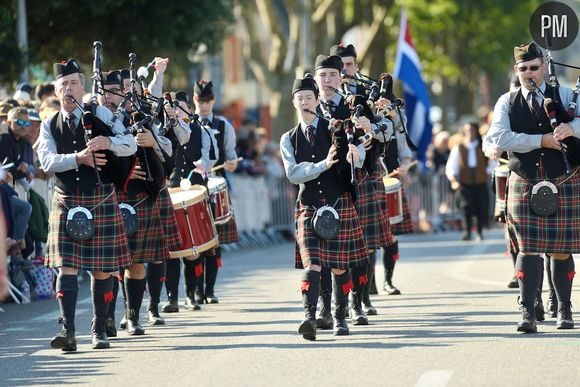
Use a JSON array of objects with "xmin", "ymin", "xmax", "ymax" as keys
[{"xmin": 393, "ymin": 10, "xmax": 432, "ymax": 166}]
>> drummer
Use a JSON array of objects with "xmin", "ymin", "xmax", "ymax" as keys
[
  {"xmin": 192, "ymin": 80, "xmax": 239, "ymax": 305},
  {"xmin": 163, "ymin": 88, "xmax": 218, "ymax": 313}
]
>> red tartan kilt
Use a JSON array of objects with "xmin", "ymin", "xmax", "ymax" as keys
[
  {"xmin": 46, "ymin": 183, "xmax": 131, "ymax": 272},
  {"xmin": 354, "ymin": 170, "xmax": 392, "ymax": 249},
  {"xmin": 506, "ymin": 169, "xmax": 580, "ymax": 253},
  {"xmin": 294, "ymin": 193, "xmax": 369, "ymax": 270},
  {"xmin": 391, "ymin": 190, "xmax": 414, "ymax": 235},
  {"xmin": 157, "ymin": 186, "xmax": 183, "ymax": 251},
  {"xmin": 216, "ymin": 210, "xmax": 239, "ymax": 244},
  {"xmin": 117, "ymin": 191, "xmax": 168, "ymax": 263}
]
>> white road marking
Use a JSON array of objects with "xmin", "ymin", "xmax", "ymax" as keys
[{"xmin": 415, "ymin": 370, "xmax": 454, "ymax": 387}]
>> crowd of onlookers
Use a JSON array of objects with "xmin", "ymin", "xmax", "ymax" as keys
[{"xmin": 0, "ymin": 82, "xmax": 61, "ymax": 303}]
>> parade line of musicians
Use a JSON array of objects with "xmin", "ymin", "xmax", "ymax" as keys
[{"xmin": 36, "ymin": 40, "xmax": 580, "ymax": 351}]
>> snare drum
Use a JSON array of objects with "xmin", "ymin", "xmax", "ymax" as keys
[
  {"xmin": 168, "ymin": 187, "xmax": 218, "ymax": 259},
  {"xmin": 382, "ymin": 177, "xmax": 403, "ymax": 224},
  {"xmin": 207, "ymin": 176, "xmax": 232, "ymax": 225},
  {"xmin": 494, "ymin": 165, "xmax": 509, "ymax": 219}
]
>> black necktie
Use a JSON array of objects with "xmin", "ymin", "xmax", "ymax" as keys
[
  {"xmin": 66, "ymin": 112, "xmax": 75, "ymax": 131},
  {"xmin": 305, "ymin": 125, "xmax": 315, "ymax": 145},
  {"xmin": 201, "ymin": 118, "xmax": 210, "ymax": 126},
  {"xmin": 528, "ymin": 91, "xmax": 542, "ymax": 119}
]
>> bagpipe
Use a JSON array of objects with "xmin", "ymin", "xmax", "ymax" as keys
[
  {"xmin": 67, "ymin": 41, "xmax": 133, "ymax": 190},
  {"xmin": 528, "ymin": 50, "xmax": 580, "ymax": 166},
  {"xmin": 337, "ymin": 70, "xmax": 417, "ymax": 154},
  {"xmin": 77, "ymin": 42, "xmax": 174, "ymax": 199}
]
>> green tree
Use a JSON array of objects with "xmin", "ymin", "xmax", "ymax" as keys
[
  {"xmin": 406, "ymin": 0, "xmax": 542, "ymax": 126},
  {"xmin": 1, "ymin": 0, "xmax": 235, "ymax": 87}
]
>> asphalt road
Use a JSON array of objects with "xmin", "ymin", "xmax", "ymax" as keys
[{"xmin": 2, "ymin": 228, "xmax": 580, "ymax": 386}]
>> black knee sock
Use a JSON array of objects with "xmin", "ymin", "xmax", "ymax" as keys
[
  {"xmin": 551, "ymin": 256, "xmax": 575, "ymax": 306},
  {"xmin": 515, "ymin": 254, "xmax": 541, "ymax": 311},
  {"xmin": 183, "ymin": 259, "xmax": 198, "ymax": 298},
  {"xmin": 147, "ymin": 262, "xmax": 165, "ymax": 305},
  {"xmin": 125, "ymin": 277, "xmax": 146, "ymax": 320},
  {"xmin": 165, "ymin": 259, "xmax": 181, "ymax": 301},
  {"xmin": 545, "ymin": 255, "xmax": 554, "ymax": 292},
  {"xmin": 107, "ymin": 277, "xmax": 119, "ymax": 320},
  {"xmin": 350, "ymin": 265, "xmax": 368, "ymax": 307},
  {"xmin": 332, "ymin": 271, "xmax": 352, "ymax": 320},
  {"xmin": 536, "ymin": 255, "xmax": 544, "ymax": 302},
  {"xmin": 383, "ymin": 241, "xmax": 399, "ymax": 283},
  {"xmin": 91, "ymin": 276, "xmax": 113, "ymax": 331},
  {"xmin": 204, "ymin": 255, "xmax": 219, "ymax": 295},
  {"xmin": 319, "ymin": 267, "xmax": 332, "ymax": 314},
  {"xmin": 56, "ymin": 274, "xmax": 78, "ymax": 333}
]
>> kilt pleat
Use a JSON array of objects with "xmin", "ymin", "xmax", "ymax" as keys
[
  {"xmin": 506, "ymin": 169, "xmax": 580, "ymax": 253},
  {"xmin": 46, "ymin": 183, "xmax": 131, "ymax": 272},
  {"xmin": 391, "ymin": 189, "xmax": 414, "ymax": 235},
  {"xmin": 117, "ymin": 191, "xmax": 168, "ymax": 263},
  {"xmin": 294, "ymin": 193, "xmax": 369, "ymax": 270},
  {"xmin": 354, "ymin": 170, "xmax": 392, "ymax": 249},
  {"xmin": 216, "ymin": 210, "xmax": 239, "ymax": 244},
  {"xmin": 157, "ymin": 186, "xmax": 183, "ymax": 251}
]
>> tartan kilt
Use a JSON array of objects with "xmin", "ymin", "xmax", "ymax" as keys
[
  {"xmin": 506, "ymin": 169, "xmax": 580, "ymax": 253},
  {"xmin": 117, "ymin": 191, "xmax": 168, "ymax": 263},
  {"xmin": 46, "ymin": 183, "xmax": 131, "ymax": 272},
  {"xmin": 391, "ymin": 189, "xmax": 414, "ymax": 235},
  {"xmin": 294, "ymin": 192, "xmax": 369, "ymax": 270},
  {"xmin": 216, "ymin": 210, "xmax": 239, "ymax": 244},
  {"xmin": 354, "ymin": 169, "xmax": 392, "ymax": 249},
  {"xmin": 157, "ymin": 186, "xmax": 183, "ymax": 251}
]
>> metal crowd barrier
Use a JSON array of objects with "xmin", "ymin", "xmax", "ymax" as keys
[{"xmin": 228, "ymin": 171, "xmax": 461, "ymax": 236}]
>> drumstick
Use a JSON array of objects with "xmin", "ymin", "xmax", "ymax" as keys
[
  {"xmin": 387, "ymin": 160, "xmax": 418, "ymax": 177},
  {"xmin": 209, "ymin": 157, "xmax": 243, "ymax": 173}
]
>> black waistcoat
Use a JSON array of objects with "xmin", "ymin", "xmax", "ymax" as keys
[
  {"xmin": 383, "ymin": 134, "xmax": 400, "ymax": 173},
  {"xmin": 50, "ymin": 113, "xmax": 111, "ymax": 194},
  {"xmin": 508, "ymin": 86, "xmax": 576, "ymax": 179},
  {"xmin": 169, "ymin": 122, "xmax": 205, "ymax": 186},
  {"xmin": 290, "ymin": 121, "xmax": 348, "ymax": 206}
]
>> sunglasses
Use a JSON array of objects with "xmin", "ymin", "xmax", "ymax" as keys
[
  {"xmin": 517, "ymin": 65, "xmax": 541, "ymax": 72},
  {"xmin": 16, "ymin": 119, "xmax": 31, "ymax": 127}
]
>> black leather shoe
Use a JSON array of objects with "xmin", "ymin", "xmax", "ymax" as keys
[
  {"xmin": 50, "ymin": 332, "xmax": 77, "ymax": 352},
  {"xmin": 205, "ymin": 293, "xmax": 219, "ymax": 304},
  {"xmin": 364, "ymin": 303, "xmax": 378, "ymax": 316},
  {"xmin": 161, "ymin": 299, "xmax": 179, "ymax": 313},
  {"xmin": 507, "ymin": 277, "xmax": 519, "ymax": 289},
  {"xmin": 546, "ymin": 290, "xmax": 557, "ymax": 318},
  {"xmin": 126, "ymin": 310, "xmax": 145, "ymax": 335},
  {"xmin": 147, "ymin": 304, "xmax": 165, "ymax": 325},
  {"xmin": 92, "ymin": 332, "xmax": 110, "ymax": 349},
  {"xmin": 184, "ymin": 296, "xmax": 202, "ymax": 311},
  {"xmin": 384, "ymin": 281, "xmax": 401, "ymax": 295},
  {"xmin": 516, "ymin": 318, "xmax": 537, "ymax": 333},
  {"xmin": 298, "ymin": 319, "xmax": 317, "ymax": 341},
  {"xmin": 351, "ymin": 308, "xmax": 369, "ymax": 326},
  {"xmin": 535, "ymin": 301, "xmax": 545, "ymax": 322},
  {"xmin": 194, "ymin": 290, "xmax": 204, "ymax": 305},
  {"xmin": 316, "ymin": 311, "xmax": 333, "ymax": 330},
  {"xmin": 517, "ymin": 306, "xmax": 537, "ymax": 333},
  {"xmin": 106, "ymin": 319, "xmax": 117, "ymax": 337},
  {"xmin": 333, "ymin": 318, "xmax": 350, "ymax": 336},
  {"xmin": 556, "ymin": 303, "xmax": 574, "ymax": 329}
]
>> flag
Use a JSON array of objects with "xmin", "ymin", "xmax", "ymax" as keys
[{"xmin": 393, "ymin": 10, "xmax": 432, "ymax": 167}]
